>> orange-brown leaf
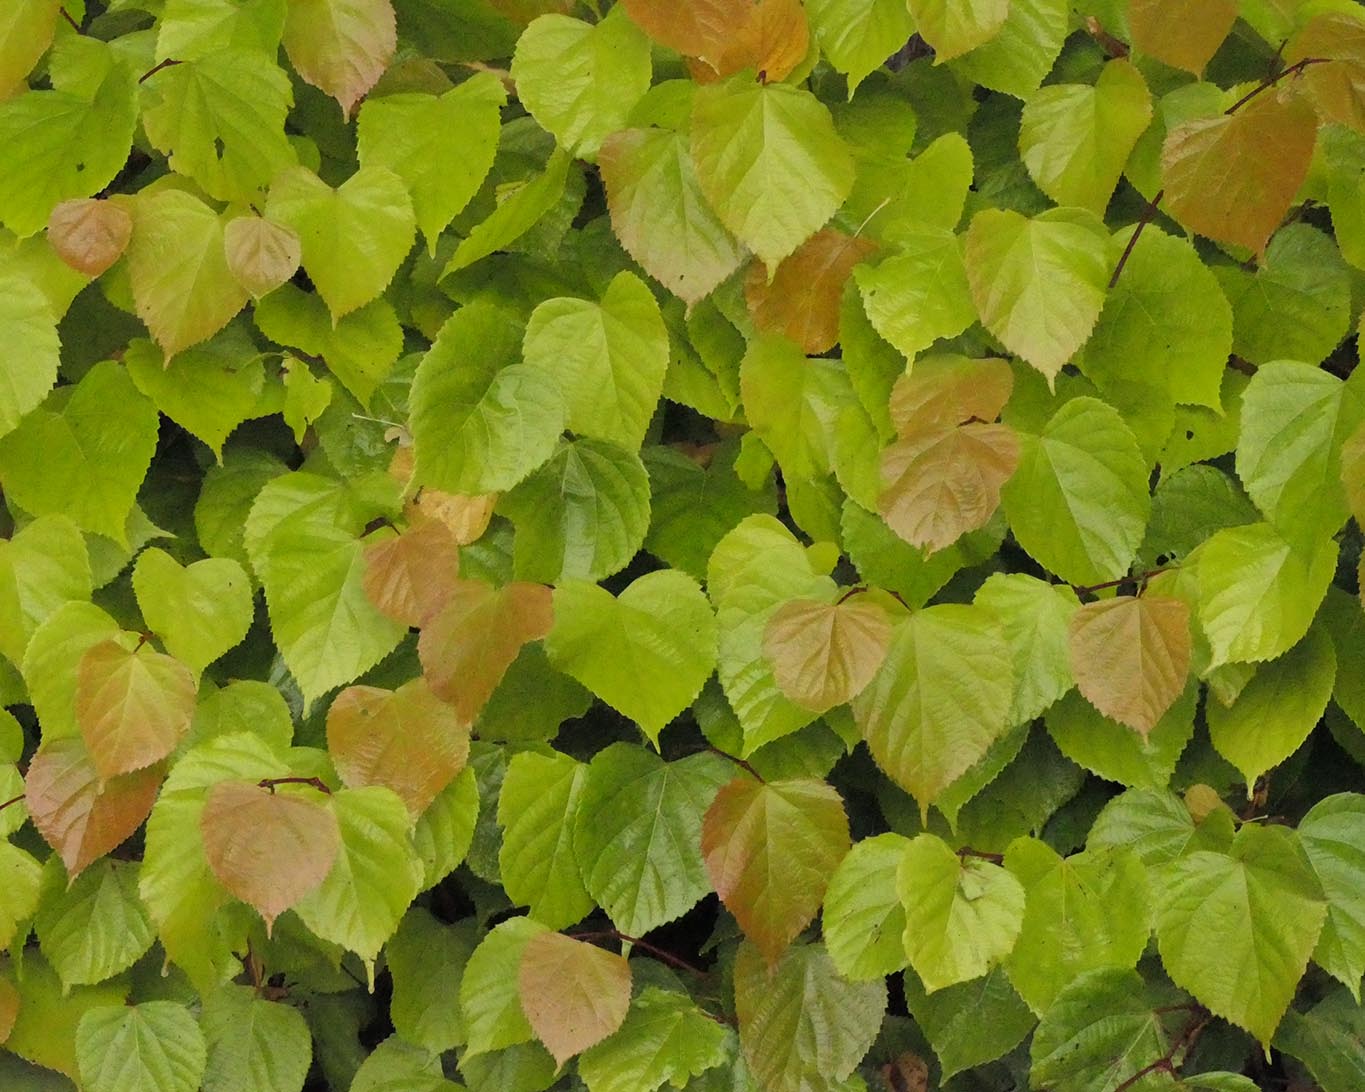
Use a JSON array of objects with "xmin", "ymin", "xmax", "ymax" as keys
[
  {"xmin": 223, "ymin": 215, "xmax": 303, "ymax": 299},
  {"xmin": 518, "ymin": 932, "xmax": 632, "ymax": 1066},
  {"xmin": 762, "ymin": 597, "xmax": 893, "ymax": 712},
  {"xmin": 1287, "ymin": 12, "xmax": 1365, "ymax": 131},
  {"xmin": 712, "ymin": 0, "xmax": 810, "ymax": 82},
  {"xmin": 1129, "ymin": 0, "xmax": 1237, "ymax": 76},
  {"xmin": 888, "ymin": 355, "xmax": 1014, "ymax": 436},
  {"xmin": 1067, "ymin": 594, "xmax": 1192, "ymax": 737},
  {"xmin": 1161, "ymin": 88, "xmax": 1318, "ymax": 254},
  {"xmin": 879, "ymin": 423, "xmax": 1019, "ymax": 555},
  {"xmin": 745, "ymin": 230, "xmax": 877, "ymax": 354},
  {"xmin": 620, "ymin": 0, "xmax": 746, "ymax": 68},
  {"xmin": 417, "ymin": 579, "xmax": 555, "ymax": 723},
  {"xmin": 25, "ymin": 738, "xmax": 162, "ymax": 878},
  {"xmin": 47, "ymin": 198, "xmax": 132, "ymax": 278},
  {"xmin": 411, "ymin": 490, "xmax": 498, "ymax": 545},
  {"xmin": 326, "ymin": 677, "xmax": 469, "ymax": 817},
  {"xmin": 200, "ymin": 780, "xmax": 341, "ymax": 933},
  {"xmin": 75, "ymin": 641, "xmax": 197, "ymax": 782},
  {"xmin": 362, "ymin": 517, "xmax": 462, "ymax": 627},
  {"xmin": 282, "ymin": 0, "xmax": 395, "ymax": 119}
]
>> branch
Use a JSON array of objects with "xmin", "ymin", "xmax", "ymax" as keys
[
  {"xmin": 0, "ymin": 794, "xmax": 24, "ymax": 813},
  {"xmin": 59, "ymin": 6, "xmax": 81, "ymax": 31},
  {"xmin": 957, "ymin": 846, "xmax": 1004, "ymax": 865},
  {"xmin": 257, "ymin": 776, "xmax": 331, "ymax": 795},
  {"xmin": 1108, "ymin": 190, "xmax": 1164, "ymax": 289},
  {"xmin": 707, "ymin": 745, "xmax": 765, "ymax": 783},
  {"xmin": 1072, "ymin": 568, "xmax": 1175, "ymax": 598},
  {"xmin": 138, "ymin": 58, "xmax": 182, "ymax": 84},
  {"xmin": 1113, "ymin": 1008, "xmax": 1211, "ymax": 1092},
  {"xmin": 571, "ymin": 929, "xmax": 709, "ymax": 978}
]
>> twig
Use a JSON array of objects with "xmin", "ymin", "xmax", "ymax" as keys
[
  {"xmin": 571, "ymin": 929, "xmax": 709, "ymax": 978},
  {"xmin": 1084, "ymin": 16, "xmax": 1129, "ymax": 59},
  {"xmin": 957, "ymin": 846, "xmax": 1004, "ymax": 865},
  {"xmin": 138, "ymin": 58, "xmax": 182, "ymax": 84},
  {"xmin": 59, "ymin": 6, "xmax": 80, "ymax": 31},
  {"xmin": 707, "ymin": 745, "xmax": 765, "ymax": 783},
  {"xmin": 1071, "ymin": 568, "xmax": 1175, "ymax": 598},
  {"xmin": 0, "ymin": 794, "xmax": 24, "ymax": 813},
  {"xmin": 257, "ymin": 776, "xmax": 331, "ymax": 795},
  {"xmin": 1108, "ymin": 190, "xmax": 1164, "ymax": 289},
  {"xmin": 1113, "ymin": 1008, "xmax": 1211, "ymax": 1092}
]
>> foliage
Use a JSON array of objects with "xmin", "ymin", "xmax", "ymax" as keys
[{"xmin": 0, "ymin": 0, "xmax": 1363, "ymax": 1090}]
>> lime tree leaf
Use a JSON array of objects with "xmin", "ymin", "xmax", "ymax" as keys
[
  {"xmin": 362, "ymin": 517, "xmax": 462, "ymax": 628},
  {"xmin": 280, "ymin": 357, "xmax": 331, "ymax": 442},
  {"xmin": 1001, "ymin": 839, "xmax": 1151, "ymax": 1013},
  {"xmin": 223, "ymin": 215, "xmax": 301, "ymax": 298},
  {"xmin": 1297, "ymin": 794, "xmax": 1365, "ymax": 999},
  {"xmin": 0, "ymin": 272, "xmax": 59, "ymax": 438},
  {"xmin": 888, "ymin": 353, "xmax": 1013, "ymax": 433},
  {"xmin": 963, "ymin": 207, "xmax": 1111, "ymax": 384},
  {"xmin": 1046, "ymin": 682, "xmax": 1196, "ymax": 790},
  {"xmin": 974, "ymin": 573, "xmax": 1078, "ymax": 726},
  {"xmin": 546, "ymin": 571, "xmax": 716, "ymax": 745},
  {"xmin": 733, "ymin": 940, "xmax": 886, "ymax": 1092},
  {"xmin": 244, "ymin": 471, "xmax": 407, "ymax": 708},
  {"xmin": 1284, "ymin": 11, "xmax": 1365, "ymax": 130},
  {"xmin": 523, "ymin": 271, "xmax": 668, "ymax": 450},
  {"xmin": 1087, "ymin": 786, "xmax": 1229, "ymax": 868},
  {"xmin": 443, "ymin": 149, "xmax": 575, "ymax": 278},
  {"xmin": 0, "ymin": 514, "xmax": 91, "ymax": 668},
  {"xmin": 75, "ymin": 641, "xmax": 196, "ymax": 780},
  {"xmin": 36, "ymin": 857, "xmax": 154, "ymax": 988},
  {"xmin": 745, "ymin": 228, "xmax": 877, "ymax": 355},
  {"xmin": 500, "ymin": 438, "xmax": 651, "ymax": 584},
  {"xmin": 1196, "ymin": 522, "xmax": 1336, "ymax": 666},
  {"xmin": 853, "ymin": 227, "xmax": 976, "ymax": 361},
  {"xmin": 0, "ymin": 359, "xmax": 158, "ymax": 544},
  {"xmin": 282, "ymin": 0, "xmax": 395, "ymax": 117},
  {"xmin": 200, "ymin": 984, "xmax": 312, "ymax": 1092},
  {"xmin": 1001, "ymin": 396, "xmax": 1150, "ymax": 586},
  {"xmin": 461, "ymin": 915, "xmax": 551, "ymax": 1057},
  {"xmin": 1156, "ymin": 823, "xmax": 1327, "ymax": 1046},
  {"xmin": 573, "ymin": 743, "xmax": 732, "ymax": 936},
  {"xmin": 410, "ymin": 301, "xmax": 566, "ymax": 494},
  {"xmin": 518, "ymin": 932, "xmax": 632, "ymax": 1066},
  {"xmin": 853, "ymin": 604, "xmax": 1012, "ymax": 818},
  {"xmin": 417, "ymin": 578, "xmax": 553, "ymax": 725},
  {"xmin": 412, "ymin": 765, "xmax": 479, "ymax": 891},
  {"xmin": 577, "ymin": 987, "xmax": 730, "ymax": 1092},
  {"xmin": 127, "ymin": 189, "xmax": 249, "ymax": 359},
  {"xmin": 823, "ymin": 831, "xmax": 911, "ymax": 981},
  {"xmin": 0, "ymin": 841, "xmax": 41, "ymax": 949},
  {"xmin": 705, "ymin": 0, "xmax": 811, "ymax": 82},
  {"xmin": 951, "ymin": 0, "xmax": 1068, "ymax": 99},
  {"xmin": 1019, "ymin": 59, "xmax": 1152, "ymax": 215},
  {"xmin": 76, "ymin": 1002, "xmax": 206, "ymax": 1092},
  {"xmin": 1275, "ymin": 988, "xmax": 1365, "ymax": 1092},
  {"xmin": 689, "ymin": 77, "xmax": 854, "ymax": 272},
  {"xmin": 498, "ymin": 750, "xmax": 593, "ymax": 928},
  {"xmin": 896, "ymin": 832, "xmax": 1025, "ymax": 992},
  {"xmin": 22, "ymin": 601, "xmax": 130, "ymax": 744},
  {"xmin": 132, "ymin": 549, "xmax": 252, "ymax": 676},
  {"xmin": 1130, "ymin": 0, "xmax": 1236, "ymax": 74},
  {"xmin": 806, "ymin": 0, "xmax": 914, "ymax": 93},
  {"xmin": 702, "ymin": 776, "xmax": 850, "ymax": 964},
  {"xmin": 140, "ymin": 48, "xmax": 296, "ymax": 203},
  {"xmin": 1207, "ymin": 627, "xmax": 1335, "ymax": 790},
  {"xmin": 266, "ymin": 165, "xmax": 415, "ymax": 322},
  {"xmin": 388, "ymin": 908, "xmax": 477, "ymax": 1052},
  {"xmin": 905, "ymin": 0, "xmax": 1006, "ymax": 62},
  {"xmin": 155, "ymin": 0, "xmax": 288, "ymax": 61},
  {"xmin": 599, "ymin": 127, "xmax": 746, "ymax": 306},
  {"xmin": 512, "ymin": 9, "xmax": 650, "ymax": 157},
  {"xmin": 1161, "ymin": 89, "xmax": 1317, "ymax": 254},
  {"xmin": 326, "ymin": 678, "xmax": 470, "ymax": 818},
  {"xmin": 902, "ymin": 967, "xmax": 1035, "ymax": 1082},
  {"xmin": 0, "ymin": 0, "xmax": 60, "ymax": 98},
  {"xmin": 201, "ymin": 779, "xmax": 340, "ymax": 933},
  {"xmin": 357, "ymin": 73, "xmax": 505, "ymax": 253},
  {"xmin": 762, "ymin": 595, "xmax": 892, "ymax": 713},
  {"xmin": 739, "ymin": 334, "xmax": 852, "ymax": 483},
  {"xmin": 616, "ymin": 0, "xmax": 739, "ymax": 68}
]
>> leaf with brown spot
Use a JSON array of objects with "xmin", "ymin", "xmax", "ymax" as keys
[
  {"xmin": 745, "ymin": 230, "xmax": 877, "ymax": 354},
  {"xmin": 224, "ymin": 215, "xmax": 302, "ymax": 299},
  {"xmin": 412, "ymin": 490, "xmax": 498, "ymax": 545},
  {"xmin": 1129, "ymin": 0, "xmax": 1237, "ymax": 75},
  {"xmin": 1287, "ymin": 12, "xmax": 1365, "ymax": 131},
  {"xmin": 25, "ymin": 738, "xmax": 162, "ymax": 878},
  {"xmin": 1161, "ymin": 89, "xmax": 1318, "ymax": 254},
  {"xmin": 1067, "ymin": 594, "xmax": 1192, "ymax": 737},
  {"xmin": 762, "ymin": 597, "xmax": 893, "ymax": 712},
  {"xmin": 362, "ymin": 517, "xmax": 462, "ymax": 627},
  {"xmin": 418, "ymin": 579, "xmax": 555, "ymax": 723},
  {"xmin": 887, "ymin": 355, "xmax": 1013, "ymax": 436},
  {"xmin": 701, "ymin": 776, "xmax": 850, "ymax": 965},
  {"xmin": 201, "ymin": 780, "xmax": 341, "ymax": 934},
  {"xmin": 518, "ymin": 932, "xmax": 632, "ymax": 1066},
  {"xmin": 879, "ymin": 423, "xmax": 1019, "ymax": 555},
  {"xmin": 75, "ymin": 640, "xmax": 197, "ymax": 781},
  {"xmin": 327, "ymin": 677, "xmax": 470, "ymax": 817},
  {"xmin": 47, "ymin": 198, "xmax": 131, "ymax": 278},
  {"xmin": 1344, "ymin": 419, "xmax": 1365, "ymax": 527}
]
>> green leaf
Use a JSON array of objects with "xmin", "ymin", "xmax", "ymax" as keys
[
  {"xmin": 7, "ymin": 953, "xmax": 129, "ymax": 1082},
  {"xmin": 0, "ymin": 272, "xmax": 59, "ymax": 440},
  {"xmin": 902, "ymin": 966, "xmax": 1036, "ymax": 1082},
  {"xmin": 0, "ymin": 359, "xmax": 158, "ymax": 544},
  {"xmin": 806, "ymin": 0, "xmax": 914, "ymax": 94},
  {"xmin": 896, "ymin": 832, "xmax": 1025, "ymax": 992},
  {"xmin": 443, "ymin": 148, "xmax": 575, "ymax": 278},
  {"xmin": 1297, "ymin": 794, "xmax": 1365, "ymax": 1000},
  {"xmin": 1087, "ymin": 787, "xmax": 1234, "ymax": 869},
  {"xmin": 1045, "ymin": 683, "xmax": 1197, "ymax": 790},
  {"xmin": 1001, "ymin": 396, "xmax": 1151, "ymax": 587},
  {"xmin": 963, "ymin": 207, "xmax": 1111, "ymax": 384},
  {"xmin": 0, "ymin": 841, "xmax": 43, "ymax": 950},
  {"xmin": 500, "ymin": 437, "xmax": 651, "ymax": 584},
  {"xmin": 281, "ymin": 0, "xmax": 395, "ymax": 117},
  {"xmin": 357, "ymin": 73, "xmax": 506, "ymax": 253},
  {"xmin": 1275, "ymin": 987, "xmax": 1365, "ymax": 1092},
  {"xmin": 577, "ymin": 987, "xmax": 730, "ymax": 1092},
  {"xmin": 0, "ymin": 513, "xmax": 91, "ymax": 669},
  {"xmin": 523, "ymin": 271, "xmax": 668, "ymax": 450},
  {"xmin": 35, "ymin": 857, "xmax": 152, "ymax": 987},
  {"xmin": 0, "ymin": 0, "xmax": 61, "ymax": 99},
  {"xmin": 1156, "ymin": 823, "xmax": 1327, "ymax": 1046},
  {"xmin": 823, "ymin": 831, "xmax": 911, "ymax": 981},
  {"xmin": 388, "ymin": 908, "xmax": 477, "ymax": 1052},
  {"xmin": 194, "ymin": 446, "xmax": 289, "ymax": 573},
  {"xmin": 740, "ymin": 335, "xmax": 853, "ymax": 484},
  {"xmin": 905, "ymin": 0, "xmax": 1006, "ymax": 62},
  {"xmin": 973, "ymin": 572, "xmax": 1078, "ymax": 726},
  {"xmin": 412, "ymin": 765, "xmax": 479, "ymax": 891},
  {"xmin": 22, "ymin": 602, "xmax": 127, "ymax": 745},
  {"xmin": 156, "ymin": 0, "xmax": 287, "ymax": 61},
  {"xmin": 951, "ymin": 0, "xmax": 1069, "ymax": 99},
  {"xmin": 461, "ymin": 915, "xmax": 550, "ymax": 1058},
  {"xmin": 200, "ymin": 983, "xmax": 312, "ymax": 1092},
  {"xmin": 76, "ymin": 1002, "xmax": 207, "ymax": 1092},
  {"xmin": 852, "ymin": 228, "xmax": 976, "ymax": 362},
  {"xmin": 281, "ymin": 357, "xmax": 331, "ymax": 442},
  {"xmin": 689, "ymin": 77, "xmax": 854, "ymax": 272},
  {"xmin": 572, "ymin": 743, "xmax": 732, "ymax": 936},
  {"xmin": 133, "ymin": 548, "xmax": 253, "ymax": 675}
]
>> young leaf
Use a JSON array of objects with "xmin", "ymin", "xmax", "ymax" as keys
[
  {"xmin": 903, "ymin": 967, "xmax": 1036, "ymax": 1082},
  {"xmin": 702, "ymin": 776, "xmax": 850, "ymax": 964},
  {"xmin": 577, "ymin": 988, "xmax": 730, "ymax": 1092},
  {"xmin": 1297, "ymin": 794, "xmax": 1365, "ymax": 1001},
  {"xmin": 36, "ymin": 858, "xmax": 155, "ymax": 989},
  {"xmin": 974, "ymin": 572, "xmax": 1078, "ymax": 726},
  {"xmin": 282, "ymin": 0, "xmax": 395, "ymax": 117},
  {"xmin": 200, "ymin": 984, "xmax": 313, "ymax": 1092},
  {"xmin": 75, "ymin": 640, "xmax": 196, "ymax": 781},
  {"xmin": 461, "ymin": 916, "xmax": 551, "ymax": 1058},
  {"xmin": 888, "ymin": 355, "xmax": 1013, "ymax": 435},
  {"xmin": 362, "ymin": 517, "xmax": 463, "ymax": 628},
  {"xmin": 618, "ymin": 0, "xmax": 743, "ymax": 69},
  {"xmin": 1129, "ymin": 0, "xmax": 1237, "ymax": 75},
  {"xmin": 498, "ymin": 751, "xmax": 593, "ymax": 928},
  {"xmin": 745, "ymin": 229, "xmax": 877, "ymax": 354},
  {"xmin": 805, "ymin": 0, "xmax": 914, "ymax": 94},
  {"xmin": 905, "ymin": 0, "xmax": 1006, "ymax": 62},
  {"xmin": 518, "ymin": 932, "xmax": 632, "ymax": 1066},
  {"xmin": 47, "ymin": 197, "xmax": 131, "ymax": 278},
  {"xmin": 853, "ymin": 227, "xmax": 977, "ymax": 361},
  {"xmin": 132, "ymin": 549, "xmax": 253, "ymax": 676},
  {"xmin": 762, "ymin": 595, "xmax": 892, "ymax": 712},
  {"xmin": 821, "ymin": 831, "xmax": 911, "ymax": 982},
  {"xmin": 76, "ymin": 1002, "xmax": 207, "ymax": 1092},
  {"xmin": 223, "ymin": 215, "xmax": 301, "ymax": 299}
]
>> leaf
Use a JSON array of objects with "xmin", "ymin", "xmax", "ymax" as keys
[
  {"xmin": 200, "ymin": 984, "xmax": 313, "ymax": 1092},
  {"xmin": 577, "ymin": 988, "xmax": 730, "ymax": 1092},
  {"xmin": 806, "ymin": 0, "xmax": 914, "ymax": 94},
  {"xmin": 47, "ymin": 197, "xmax": 131, "ymax": 278},
  {"xmin": 461, "ymin": 916, "xmax": 551, "ymax": 1057},
  {"xmin": 132, "ymin": 549, "xmax": 253, "ymax": 676},
  {"xmin": 1275, "ymin": 987, "xmax": 1365, "ymax": 1092},
  {"xmin": 327, "ymin": 678, "xmax": 470, "ymax": 817},
  {"xmin": 1162, "ymin": 89, "xmax": 1317, "ymax": 254},
  {"xmin": 896, "ymin": 833, "xmax": 1025, "ymax": 992},
  {"xmin": 950, "ymin": 0, "xmax": 1068, "ymax": 99},
  {"xmin": 821, "ymin": 831, "xmax": 911, "ymax": 981},
  {"xmin": 902, "ymin": 967, "xmax": 1036, "ymax": 1082},
  {"xmin": 26, "ymin": 737, "xmax": 162, "ymax": 877},
  {"xmin": 280, "ymin": 357, "xmax": 331, "ymax": 443},
  {"xmin": 745, "ymin": 229, "xmax": 876, "ymax": 355},
  {"xmin": 1129, "ymin": 0, "xmax": 1237, "ymax": 75},
  {"xmin": 963, "ymin": 207, "xmax": 1111, "ymax": 384},
  {"xmin": 156, "ymin": 0, "xmax": 288, "ymax": 60},
  {"xmin": 76, "ymin": 1002, "xmax": 206, "ymax": 1092},
  {"xmin": 762, "ymin": 595, "xmax": 892, "ymax": 713},
  {"xmin": 518, "ymin": 932, "xmax": 632, "ymax": 1066},
  {"xmin": 573, "ymin": 743, "xmax": 732, "ymax": 936},
  {"xmin": 689, "ymin": 77, "xmax": 854, "ymax": 272},
  {"xmin": 905, "ymin": 0, "xmax": 1006, "ymax": 62},
  {"xmin": 545, "ymin": 571, "xmax": 716, "ymax": 745},
  {"xmin": 854, "ymin": 604, "xmax": 1013, "ymax": 817},
  {"xmin": 200, "ymin": 779, "xmax": 340, "ymax": 933},
  {"xmin": 974, "ymin": 572, "xmax": 1078, "ymax": 726},
  {"xmin": 1046, "ymin": 682, "xmax": 1197, "ymax": 790},
  {"xmin": 523, "ymin": 271, "xmax": 668, "ymax": 451},
  {"xmin": 265, "ymin": 165, "xmax": 415, "ymax": 322},
  {"xmin": 739, "ymin": 335, "xmax": 851, "ymax": 483},
  {"xmin": 223, "ymin": 215, "xmax": 301, "ymax": 298},
  {"xmin": 617, "ymin": 0, "xmax": 742, "ymax": 68},
  {"xmin": 707, "ymin": 0, "xmax": 810, "ymax": 82},
  {"xmin": 388, "ymin": 908, "xmax": 477, "ymax": 1052},
  {"xmin": 1286, "ymin": 12, "xmax": 1365, "ymax": 131},
  {"xmin": 357, "ymin": 73, "xmax": 506, "ymax": 253},
  {"xmin": 74, "ymin": 640, "xmax": 196, "ymax": 780},
  {"xmin": 0, "ymin": 842, "xmax": 42, "ymax": 950},
  {"xmin": 852, "ymin": 227, "xmax": 977, "ymax": 361},
  {"xmin": 418, "ymin": 578, "xmax": 555, "ymax": 723},
  {"xmin": 1297, "ymin": 794, "xmax": 1365, "ymax": 1001},
  {"xmin": 0, "ymin": 275, "xmax": 56, "ymax": 452},
  {"xmin": 1157, "ymin": 824, "xmax": 1327, "ymax": 1046},
  {"xmin": 36, "ymin": 858, "xmax": 155, "ymax": 988},
  {"xmin": 599, "ymin": 127, "xmax": 746, "ymax": 306},
  {"xmin": 0, "ymin": 0, "xmax": 61, "ymax": 99},
  {"xmin": 282, "ymin": 0, "xmax": 395, "ymax": 117},
  {"xmin": 702, "ymin": 776, "xmax": 849, "ymax": 964},
  {"xmin": 498, "ymin": 751, "xmax": 593, "ymax": 928}
]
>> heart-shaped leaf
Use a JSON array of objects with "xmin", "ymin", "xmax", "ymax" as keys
[
  {"xmin": 762, "ymin": 595, "xmax": 893, "ymax": 712},
  {"xmin": 518, "ymin": 932, "xmax": 632, "ymax": 1066},
  {"xmin": 75, "ymin": 640, "xmax": 197, "ymax": 780},
  {"xmin": 132, "ymin": 548, "xmax": 254, "ymax": 676}
]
